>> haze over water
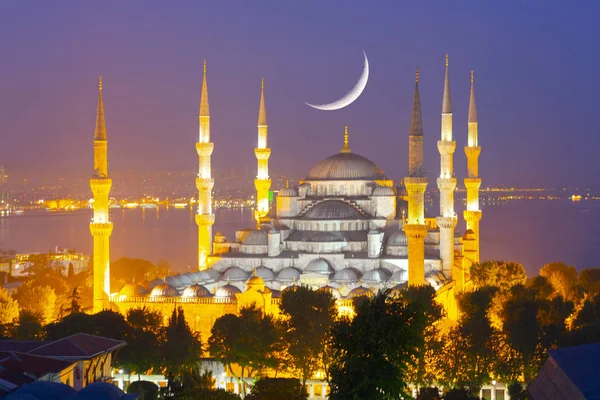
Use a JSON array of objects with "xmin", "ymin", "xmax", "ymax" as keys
[{"xmin": 1, "ymin": 200, "xmax": 598, "ymax": 276}]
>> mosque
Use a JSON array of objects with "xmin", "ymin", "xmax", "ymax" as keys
[{"xmin": 90, "ymin": 56, "xmax": 482, "ymax": 342}]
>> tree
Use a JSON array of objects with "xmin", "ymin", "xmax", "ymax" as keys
[
  {"xmin": 399, "ymin": 286, "xmax": 444, "ymax": 388},
  {"xmin": 209, "ymin": 305, "xmax": 281, "ymax": 396},
  {"xmin": 127, "ymin": 380, "xmax": 158, "ymax": 400},
  {"xmin": 161, "ymin": 306, "xmax": 202, "ymax": 376},
  {"xmin": 13, "ymin": 310, "xmax": 44, "ymax": 340},
  {"xmin": 67, "ymin": 263, "xmax": 75, "ymax": 280},
  {"xmin": 577, "ymin": 268, "xmax": 600, "ymax": 297},
  {"xmin": 46, "ymin": 310, "xmax": 129, "ymax": 341},
  {"xmin": 470, "ymin": 261, "xmax": 527, "ymax": 293},
  {"xmin": 279, "ymin": 286, "xmax": 336, "ymax": 387},
  {"xmin": 328, "ymin": 290, "xmax": 429, "ymax": 400},
  {"xmin": 245, "ymin": 378, "xmax": 307, "ymax": 400},
  {"xmin": 62, "ymin": 287, "xmax": 82, "ymax": 316},
  {"xmin": 0, "ymin": 287, "xmax": 19, "ymax": 327},
  {"xmin": 14, "ymin": 280, "xmax": 59, "ymax": 323},
  {"xmin": 121, "ymin": 307, "xmax": 163, "ymax": 378},
  {"xmin": 539, "ymin": 262, "xmax": 578, "ymax": 302}
]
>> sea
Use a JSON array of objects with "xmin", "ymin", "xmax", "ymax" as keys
[{"xmin": 1, "ymin": 200, "xmax": 599, "ymax": 277}]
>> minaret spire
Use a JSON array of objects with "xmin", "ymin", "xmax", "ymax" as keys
[
  {"xmin": 254, "ymin": 77, "xmax": 272, "ymax": 224},
  {"xmin": 464, "ymin": 69, "xmax": 482, "ymax": 265},
  {"xmin": 195, "ymin": 60, "xmax": 216, "ymax": 269},
  {"xmin": 404, "ymin": 67, "xmax": 428, "ymax": 286},
  {"xmin": 90, "ymin": 76, "xmax": 113, "ymax": 312},
  {"xmin": 437, "ymin": 54, "xmax": 458, "ymax": 280}
]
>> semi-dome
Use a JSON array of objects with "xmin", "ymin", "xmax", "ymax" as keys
[
  {"xmin": 372, "ymin": 185, "xmax": 396, "ymax": 196},
  {"xmin": 255, "ymin": 266, "xmax": 275, "ymax": 281},
  {"xmin": 182, "ymin": 283, "xmax": 212, "ymax": 298},
  {"xmin": 305, "ymin": 258, "xmax": 335, "ymax": 274},
  {"xmin": 347, "ymin": 286, "xmax": 374, "ymax": 298},
  {"xmin": 303, "ymin": 200, "xmax": 363, "ymax": 220},
  {"xmin": 221, "ymin": 267, "xmax": 250, "ymax": 281},
  {"xmin": 150, "ymin": 283, "xmax": 179, "ymax": 297},
  {"xmin": 387, "ymin": 231, "xmax": 408, "ymax": 246},
  {"xmin": 203, "ymin": 268, "xmax": 222, "ymax": 280},
  {"xmin": 332, "ymin": 268, "xmax": 361, "ymax": 282},
  {"xmin": 276, "ymin": 267, "xmax": 301, "ymax": 281},
  {"xmin": 119, "ymin": 283, "xmax": 148, "ymax": 297},
  {"xmin": 242, "ymin": 230, "xmax": 268, "ymax": 246},
  {"xmin": 215, "ymin": 284, "xmax": 242, "ymax": 298},
  {"xmin": 362, "ymin": 268, "xmax": 392, "ymax": 282},
  {"xmin": 307, "ymin": 152, "xmax": 386, "ymax": 180}
]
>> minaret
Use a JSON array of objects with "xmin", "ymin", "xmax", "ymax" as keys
[
  {"xmin": 404, "ymin": 68, "xmax": 429, "ymax": 286},
  {"xmin": 464, "ymin": 71, "xmax": 482, "ymax": 262},
  {"xmin": 90, "ymin": 76, "xmax": 113, "ymax": 313},
  {"xmin": 254, "ymin": 78, "xmax": 271, "ymax": 224},
  {"xmin": 195, "ymin": 61, "xmax": 215, "ymax": 269},
  {"xmin": 436, "ymin": 55, "xmax": 458, "ymax": 279}
]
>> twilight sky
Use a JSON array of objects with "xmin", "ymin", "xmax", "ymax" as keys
[{"xmin": 1, "ymin": 1, "xmax": 599, "ymax": 190}]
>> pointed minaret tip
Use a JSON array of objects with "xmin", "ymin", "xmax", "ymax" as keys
[
  {"xmin": 258, "ymin": 77, "xmax": 267, "ymax": 126},
  {"xmin": 341, "ymin": 125, "xmax": 351, "ymax": 153},
  {"xmin": 200, "ymin": 61, "xmax": 209, "ymax": 117},
  {"xmin": 94, "ymin": 76, "xmax": 107, "ymax": 140},
  {"xmin": 442, "ymin": 54, "xmax": 452, "ymax": 114},
  {"xmin": 409, "ymin": 69, "xmax": 423, "ymax": 138},
  {"xmin": 415, "ymin": 66, "xmax": 419, "ymax": 83},
  {"xmin": 468, "ymin": 70, "xmax": 478, "ymax": 123}
]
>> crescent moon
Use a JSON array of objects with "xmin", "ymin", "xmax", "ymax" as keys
[{"xmin": 306, "ymin": 51, "xmax": 369, "ymax": 111}]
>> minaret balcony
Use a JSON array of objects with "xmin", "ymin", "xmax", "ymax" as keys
[
  {"xmin": 196, "ymin": 142, "xmax": 214, "ymax": 156},
  {"xmin": 436, "ymin": 177, "xmax": 457, "ymax": 191},
  {"xmin": 90, "ymin": 178, "xmax": 112, "ymax": 195},
  {"xmin": 195, "ymin": 214, "xmax": 215, "ymax": 226},
  {"xmin": 254, "ymin": 148, "xmax": 271, "ymax": 160},
  {"xmin": 89, "ymin": 222, "xmax": 113, "ymax": 236},
  {"xmin": 464, "ymin": 178, "xmax": 481, "ymax": 190},
  {"xmin": 436, "ymin": 216, "xmax": 457, "ymax": 229},
  {"xmin": 437, "ymin": 140, "xmax": 456, "ymax": 154}
]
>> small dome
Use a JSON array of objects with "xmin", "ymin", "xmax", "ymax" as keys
[
  {"xmin": 119, "ymin": 283, "xmax": 148, "ymax": 297},
  {"xmin": 318, "ymin": 285, "xmax": 341, "ymax": 299},
  {"xmin": 221, "ymin": 267, "xmax": 250, "ymax": 281},
  {"xmin": 332, "ymin": 268, "xmax": 360, "ymax": 282},
  {"xmin": 150, "ymin": 283, "xmax": 179, "ymax": 297},
  {"xmin": 387, "ymin": 231, "xmax": 408, "ymax": 246},
  {"xmin": 276, "ymin": 267, "xmax": 301, "ymax": 281},
  {"xmin": 303, "ymin": 200, "xmax": 364, "ymax": 220},
  {"xmin": 372, "ymin": 185, "xmax": 396, "ymax": 196},
  {"xmin": 67, "ymin": 381, "xmax": 128, "ymax": 400},
  {"xmin": 278, "ymin": 185, "xmax": 298, "ymax": 197},
  {"xmin": 305, "ymin": 258, "xmax": 335, "ymax": 274},
  {"xmin": 255, "ymin": 266, "xmax": 275, "ymax": 281},
  {"xmin": 390, "ymin": 269, "xmax": 407, "ymax": 282},
  {"xmin": 203, "ymin": 268, "xmax": 222, "ymax": 280},
  {"xmin": 390, "ymin": 282, "xmax": 408, "ymax": 294},
  {"xmin": 307, "ymin": 152, "xmax": 386, "ymax": 180},
  {"xmin": 188, "ymin": 270, "xmax": 216, "ymax": 283},
  {"xmin": 167, "ymin": 273, "xmax": 194, "ymax": 288},
  {"xmin": 362, "ymin": 268, "xmax": 391, "ymax": 282},
  {"xmin": 215, "ymin": 284, "xmax": 242, "ymax": 298},
  {"xmin": 147, "ymin": 278, "xmax": 164, "ymax": 290},
  {"xmin": 182, "ymin": 283, "xmax": 212, "ymax": 298},
  {"xmin": 347, "ymin": 286, "xmax": 374, "ymax": 298},
  {"xmin": 463, "ymin": 229, "xmax": 476, "ymax": 240},
  {"xmin": 242, "ymin": 230, "xmax": 268, "ymax": 245},
  {"xmin": 247, "ymin": 275, "xmax": 265, "ymax": 291}
]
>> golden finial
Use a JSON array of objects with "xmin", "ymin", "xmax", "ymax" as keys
[
  {"xmin": 203, "ymin": 60, "xmax": 207, "ymax": 75},
  {"xmin": 99, "ymin": 76, "xmax": 103, "ymax": 91},
  {"xmin": 253, "ymin": 268, "xmax": 257, "ymax": 277},
  {"xmin": 471, "ymin": 70, "xmax": 474, "ymax": 83},
  {"xmin": 341, "ymin": 125, "xmax": 351, "ymax": 153},
  {"xmin": 285, "ymin": 179, "xmax": 289, "ymax": 189},
  {"xmin": 415, "ymin": 67, "xmax": 419, "ymax": 83},
  {"xmin": 261, "ymin": 77, "xmax": 264, "ymax": 90},
  {"xmin": 445, "ymin": 54, "xmax": 449, "ymax": 67}
]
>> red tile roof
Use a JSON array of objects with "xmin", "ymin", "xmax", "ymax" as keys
[{"xmin": 28, "ymin": 333, "xmax": 126, "ymax": 359}]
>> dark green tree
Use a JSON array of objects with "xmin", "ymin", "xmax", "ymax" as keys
[
  {"xmin": 245, "ymin": 378, "xmax": 307, "ymax": 400},
  {"xmin": 279, "ymin": 286, "xmax": 336, "ymax": 386},
  {"xmin": 121, "ymin": 307, "xmax": 163, "ymax": 378},
  {"xmin": 161, "ymin": 306, "xmax": 202, "ymax": 376},
  {"xmin": 67, "ymin": 263, "xmax": 75, "ymax": 280},
  {"xmin": 208, "ymin": 305, "xmax": 281, "ymax": 396},
  {"xmin": 328, "ymin": 290, "xmax": 429, "ymax": 400}
]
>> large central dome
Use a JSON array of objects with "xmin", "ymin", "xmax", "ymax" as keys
[{"xmin": 307, "ymin": 152, "xmax": 386, "ymax": 180}]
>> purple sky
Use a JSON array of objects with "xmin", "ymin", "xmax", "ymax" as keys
[{"xmin": 1, "ymin": 1, "xmax": 599, "ymax": 190}]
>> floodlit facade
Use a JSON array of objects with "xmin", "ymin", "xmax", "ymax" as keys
[{"xmin": 104, "ymin": 56, "xmax": 484, "ymax": 333}]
